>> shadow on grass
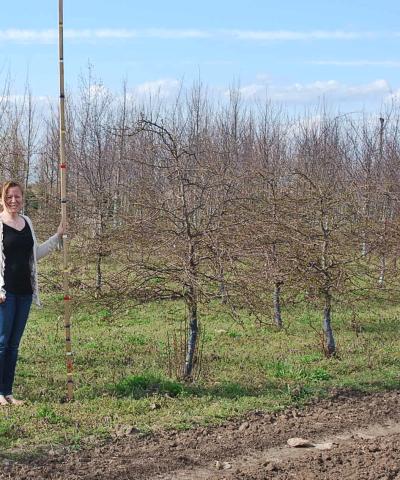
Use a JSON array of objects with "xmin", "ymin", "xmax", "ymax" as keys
[
  {"xmin": 358, "ymin": 316, "xmax": 400, "ymax": 334},
  {"xmin": 111, "ymin": 373, "xmax": 310, "ymax": 401},
  {"xmin": 110, "ymin": 373, "xmax": 399, "ymax": 403}
]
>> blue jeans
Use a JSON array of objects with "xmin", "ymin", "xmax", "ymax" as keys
[{"xmin": 0, "ymin": 292, "xmax": 32, "ymax": 396}]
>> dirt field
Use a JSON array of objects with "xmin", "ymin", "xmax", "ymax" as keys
[{"xmin": 1, "ymin": 390, "xmax": 399, "ymax": 479}]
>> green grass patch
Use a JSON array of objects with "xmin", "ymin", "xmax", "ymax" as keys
[
  {"xmin": 0, "ymin": 294, "xmax": 398, "ymax": 455},
  {"xmin": 113, "ymin": 374, "xmax": 185, "ymax": 398}
]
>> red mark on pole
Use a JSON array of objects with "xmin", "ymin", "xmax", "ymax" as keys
[
  {"xmin": 64, "ymin": 295, "xmax": 72, "ymax": 301},
  {"xmin": 60, "ymin": 163, "xmax": 67, "ymax": 169}
]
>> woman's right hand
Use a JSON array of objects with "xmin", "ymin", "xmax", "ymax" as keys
[
  {"xmin": 0, "ymin": 295, "xmax": 5, "ymax": 304},
  {"xmin": 57, "ymin": 219, "xmax": 66, "ymax": 237}
]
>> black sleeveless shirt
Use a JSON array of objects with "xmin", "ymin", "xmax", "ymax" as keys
[{"xmin": 3, "ymin": 221, "xmax": 34, "ymax": 295}]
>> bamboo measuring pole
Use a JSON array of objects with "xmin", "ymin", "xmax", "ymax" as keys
[{"xmin": 58, "ymin": 0, "xmax": 73, "ymax": 401}]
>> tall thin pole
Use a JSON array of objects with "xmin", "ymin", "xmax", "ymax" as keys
[{"xmin": 58, "ymin": 0, "xmax": 73, "ymax": 400}]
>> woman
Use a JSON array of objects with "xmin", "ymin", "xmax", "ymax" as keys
[{"xmin": 0, "ymin": 181, "xmax": 64, "ymax": 406}]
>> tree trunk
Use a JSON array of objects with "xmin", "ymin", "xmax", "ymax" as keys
[
  {"xmin": 183, "ymin": 284, "xmax": 198, "ymax": 380},
  {"xmin": 95, "ymin": 210, "xmax": 105, "ymax": 295},
  {"xmin": 273, "ymin": 281, "xmax": 283, "ymax": 329},
  {"xmin": 322, "ymin": 291, "xmax": 336, "ymax": 356},
  {"xmin": 378, "ymin": 210, "xmax": 388, "ymax": 287},
  {"xmin": 378, "ymin": 254, "xmax": 386, "ymax": 287},
  {"xmin": 96, "ymin": 253, "xmax": 102, "ymax": 294},
  {"xmin": 320, "ymin": 212, "xmax": 335, "ymax": 356},
  {"xmin": 219, "ymin": 265, "xmax": 227, "ymax": 304}
]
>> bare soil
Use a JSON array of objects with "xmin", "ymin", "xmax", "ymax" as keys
[{"xmin": 1, "ymin": 390, "xmax": 399, "ymax": 479}]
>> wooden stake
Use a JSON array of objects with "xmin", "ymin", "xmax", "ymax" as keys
[{"xmin": 58, "ymin": 0, "xmax": 73, "ymax": 401}]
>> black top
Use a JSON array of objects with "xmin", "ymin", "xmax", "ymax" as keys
[{"xmin": 3, "ymin": 221, "xmax": 34, "ymax": 295}]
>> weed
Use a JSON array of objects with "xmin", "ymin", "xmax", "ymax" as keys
[
  {"xmin": 266, "ymin": 361, "xmax": 331, "ymax": 382},
  {"xmin": 127, "ymin": 334, "xmax": 148, "ymax": 346},
  {"xmin": 227, "ymin": 331, "xmax": 242, "ymax": 339},
  {"xmin": 113, "ymin": 374, "xmax": 184, "ymax": 398},
  {"xmin": 36, "ymin": 405, "xmax": 68, "ymax": 425}
]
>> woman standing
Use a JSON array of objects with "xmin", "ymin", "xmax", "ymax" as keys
[{"xmin": 0, "ymin": 181, "xmax": 63, "ymax": 406}]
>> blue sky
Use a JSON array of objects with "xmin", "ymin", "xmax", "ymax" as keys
[{"xmin": 1, "ymin": 0, "xmax": 400, "ymax": 112}]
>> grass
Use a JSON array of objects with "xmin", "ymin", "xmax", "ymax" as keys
[{"xmin": 0, "ymin": 293, "xmax": 398, "ymax": 456}]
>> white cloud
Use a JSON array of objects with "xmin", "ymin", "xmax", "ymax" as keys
[
  {"xmin": 0, "ymin": 28, "xmax": 211, "ymax": 44},
  {"xmin": 235, "ymin": 79, "xmax": 391, "ymax": 103},
  {"xmin": 238, "ymin": 84, "xmax": 267, "ymax": 99},
  {"xmin": 67, "ymin": 28, "xmax": 211, "ymax": 40},
  {"xmin": 255, "ymin": 73, "xmax": 273, "ymax": 82},
  {"xmin": 2, "ymin": 79, "xmax": 395, "ymax": 110},
  {"xmin": 0, "ymin": 29, "xmax": 56, "ymax": 43},
  {"xmin": 308, "ymin": 60, "xmax": 400, "ymax": 67},
  {"xmin": 345, "ymin": 79, "xmax": 389, "ymax": 96},
  {"xmin": 88, "ymin": 84, "xmax": 110, "ymax": 98},
  {"xmin": 142, "ymin": 29, "xmax": 211, "ymax": 39},
  {"xmin": 134, "ymin": 78, "xmax": 180, "ymax": 99},
  {"xmin": 385, "ymin": 88, "xmax": 400, "ymax": 103},
  {"xmin": 0, "ymin": 28, "xmax": 393, "ymax": 44},
  {"xmin": 0, "ymin": 94, "xmax": 50, "ymax": 104},
  {"xmin": 226, "ymin": 30, "xmax": 378, "ymax": 41}
]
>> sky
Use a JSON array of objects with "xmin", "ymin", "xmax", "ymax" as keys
[{"xmin": 1, "ymin": 0, "xmax": 400, "ymax": 113}]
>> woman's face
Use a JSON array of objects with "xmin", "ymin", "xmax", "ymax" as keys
[{"xmin": 3, "ymin": 186, "xmax": 24, "ymax": 214}]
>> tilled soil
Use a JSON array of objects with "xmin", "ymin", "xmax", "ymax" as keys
[{"xmin": 1, "ymin": 390, "xmax": 399, "ymax": 480}]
